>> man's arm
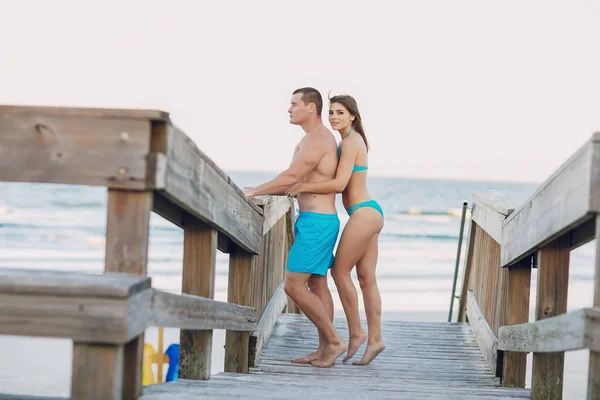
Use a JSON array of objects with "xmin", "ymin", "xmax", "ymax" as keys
[
  {"xmin": 285, "ymin": 140, "xmax": 358, "ymax": 196},
  {"xmin": 244, "ymin": 137, "xmax": 323, "ymax": 197}
]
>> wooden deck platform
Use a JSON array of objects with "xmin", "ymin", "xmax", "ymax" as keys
[{"xmin": 142, "ymin": 314, "xmax": 531, "ymax": 399}]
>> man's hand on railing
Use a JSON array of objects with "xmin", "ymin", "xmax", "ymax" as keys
[{"xmin": 244, "ymin": 187, "xmax": 257, "ymax": 197}]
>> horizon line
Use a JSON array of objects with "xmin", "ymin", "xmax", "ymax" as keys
[{"xmin": 224, "ymin": 168, "xmax": 541, "ymax": 185}]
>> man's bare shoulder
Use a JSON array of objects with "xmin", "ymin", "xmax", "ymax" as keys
[{"xmin": 311, "ymin": 125, "xmax": 337, "ymax": 147}]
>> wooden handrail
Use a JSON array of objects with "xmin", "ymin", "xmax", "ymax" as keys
[
  {"xmin": 0, "ymin": 105, "xmax": 295, "ymax": 397},
  {"xmin": 501, "ymin": 132, "xmax": 600, "ymax": 267},
  {"xmin": 149, "ymin": 123, "xmax": 263, "ymax": 254},
  {"xmin": 150, "ymin": 289, "xmax": 257, "ymax": 331},
  {"xmin": 0, "ymin": 106, "xmax": 263, "ymax": 254},
  {"xmin": 471, "ymin": 190, "xmax": 516, "ymax": 243},
  {"xmin": 458, "ymin": 133, "xmax": 600, "ymax": 398},
  {"xmin": 498, "ymin": 308, "xmax": 600, "ymax": 353}
]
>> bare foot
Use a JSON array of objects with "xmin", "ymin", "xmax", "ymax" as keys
[
  {"xmin": 291, "ymin": 348, "xmax": 324, "ymax": 364},
  {"xmin": 343, "ymin": 331, "xmax": 367, "ymax": 363},
  {"xmin": 353, "ymin": 341, "xmax": 385, "ymax": 366},
  {"xmin": 310, "ymin": 340, "xmax": 347, "ymax": 368}
]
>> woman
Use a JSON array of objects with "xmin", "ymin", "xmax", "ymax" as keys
[{"xmin": 286, "ymin": 94, "xmax": 385, "ymax": 366}]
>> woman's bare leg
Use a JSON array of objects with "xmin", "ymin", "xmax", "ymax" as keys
[
  {"xmin": 328, "ymin": 208, "xmax": 382, "ymax": 363},
  {"xmin": 354, "ymin": 232, "xmax": 385, "ymax": 365}
]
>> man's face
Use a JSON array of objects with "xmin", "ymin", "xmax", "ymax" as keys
[{"xmin": 288, "ymin": 93, "xmax": 312, "ymax": 125}]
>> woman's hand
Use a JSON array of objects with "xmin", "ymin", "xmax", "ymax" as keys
[{"xmin": 285, "ymin": 183, "xmax": 305, "ymax": 197}]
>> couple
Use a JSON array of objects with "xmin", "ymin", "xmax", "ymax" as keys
[{"xmin": 243, "ymin": 87, "xmax": 384, "ymax": 368}]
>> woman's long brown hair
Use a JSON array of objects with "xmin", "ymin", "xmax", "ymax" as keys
[{"xmin": 329, "ymin": 94, "xmax": 369, "ymax": 152}]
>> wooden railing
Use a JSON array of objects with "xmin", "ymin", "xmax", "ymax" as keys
[
  {"xmin": 457, "ymin": 132, "xmax": 600, "ymax": 400},
  {"xmin": 0, "ymin": 106, "xmax": 295, "ymax": 399}
]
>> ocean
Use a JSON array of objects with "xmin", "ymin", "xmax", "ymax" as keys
[{"xmin": 0, "ymin": 172, "xmax": 594, "ymax": 398}]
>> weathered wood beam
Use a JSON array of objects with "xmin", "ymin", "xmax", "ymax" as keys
[
  {"xmin": 249, "ymin": 282, "xmax": 288, "ymax": 367},
  {"xmin": 154, "ymin": 124, "xmax": 263, "ymax": 254},
  {"xmin": 150, "ymin": 289, "xmax": 256, "ymax": 331},
  {"xmin": 501, "ymin": 133, "xmax": 600, "ymax": 267},
  {"xmin": 466, "ymin": 291, "xmax": 499, "ymax": 375}
]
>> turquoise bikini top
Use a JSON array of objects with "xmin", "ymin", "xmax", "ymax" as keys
[{"xmin": 337, "ymin": 127, "xmax": 368, "ymax": 173}]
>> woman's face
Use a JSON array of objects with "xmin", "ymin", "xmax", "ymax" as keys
[{"xmin": 329, "ymin": 102, "xmax": 355, "ymax": 132}]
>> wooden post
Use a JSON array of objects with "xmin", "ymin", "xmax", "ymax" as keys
[
  {"xmin": 225, "ymin": 246, "xmax": 254, "ymax": 373},
  {"xmin": 103, "ymin": 189, "xmax": 152, "ymax": 399},
  {"xmin": 532, "ymin": 235, "xmax": 570, "ymax": 400},
  {"xmin": 71, "ymin": 343, "xmax": 124, "ymax": 400},
  {"xmin": 179, "ymin": 216, "xmax": 217, "ymax": 380},
  {"xmin": 589, "ymin": 215, "xmax": 600, "ymax": 400},
  {"xmin": 502, "ymin": 258, "xmax": 532, "ymax": 388},
  {"xmin": 458, "ymin": 222, "xmax": 476, "ymax": 322}
]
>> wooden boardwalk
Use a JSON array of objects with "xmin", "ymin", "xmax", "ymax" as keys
[
  {"xmin": 142, "ymin": 314, "xmax": 531, "ymax": 399},
  {"xmin": 2, "ymin": 106, "xmax": 598, "ymax": 399}
]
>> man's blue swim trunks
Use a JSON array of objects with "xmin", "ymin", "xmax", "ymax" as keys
[{"xmin": 287, "ymin": 211, "xmax": 340, "ymax": 276}]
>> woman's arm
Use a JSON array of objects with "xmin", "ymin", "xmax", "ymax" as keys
[{"xmin": 285, "ymin": 140, "xmax": 359, "ymax": 196}]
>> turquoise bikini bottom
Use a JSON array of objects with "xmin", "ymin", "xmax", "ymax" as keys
[{"xmin": 347, "ymin": 200, "xmax": 384, "ymax": 218}]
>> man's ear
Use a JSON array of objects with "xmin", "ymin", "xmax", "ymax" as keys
[{"xmin": 308, "ymin": 102, "xmax": 316, "ymax": 113}]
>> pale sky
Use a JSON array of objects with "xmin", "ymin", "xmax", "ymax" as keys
[{"xmin": 1, "ymin": 0, "xmax": 599, "ymax": 183}]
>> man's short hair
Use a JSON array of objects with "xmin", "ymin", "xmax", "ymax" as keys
[{"xmin": 293, "ymin": 87, "xmax": 323, "ymax": 116}]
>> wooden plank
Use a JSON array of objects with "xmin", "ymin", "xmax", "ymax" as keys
[
  {"xmin": 146, "ymin": 152, "xmax": 167, "ymax": 189},
  {"xmin": 180, "ymin": 216, "xmax": 218, "ymax": 380},
  {"xmin": 212, "ymin": 373, "xmax": 532, "ymax": 397},
  {"xmin": 0, "ymin": 289, "xmax": 150, "ymax": 343},
  {"xmin": 571, "ymin": 215, "xmax": 595, "ymax": 250},
  {"xmin": 105, "ymin": 190, "xmax": 152, "ymax": 275},
  {"xmin": 0, "ymin": 269, "xmax": 150, "ymax": 298},
  {"xmin": 584, "ymin": 309, "xmax": 600, "ymax": 351},
  {"xmin": 589, "ymin": 213, "xmax": 600, "ymax": 400},
  {"xmin": 261, "ymin": 196, "xmax": 292, "ymax": 235},
  {"xmin": 158, "ymin": 124, "xmax": 262, "ymax": 254},
  {"xmin": 501, "ymin": 136, "xmax": 595, "ymax": 267},
  {"xmin": 142, "ymin": 378, "xmax": 528, "ymax": 400},
  {"xmin": 104, "ymin": 189, "xmax": 152, "ymax": 399},
  {"xmin": 501, "ymin": 260, "xmax": 531, "ymax": 388},
  {"xmin": 471, "ymin": 190, "xmax": 516, "ymax": 243},
  {"xmin": 589, "ymin": 132, "xmax": 600, "ymax": 211},
  {"xmin": 0, "ymin": 113, "xmax": 152, "ymax": 189},
  {"xmin": 468, "ymin": 224, "xmax": 502, "ymax": 333},
  {"xmin": 71, "ymin": 342, "xmax": 124, "ymax": 400},
  {"xmin": 466, "ymin": 291, "xmax": 499, "ymax": 375},
  {"xmin": 531, "ymin": 235, "xmax": 570, "ymax": 400},
  {"xmin": 0, "ymin": 104, "xmax": 169, "ymax": 121},
  {"xmin": 152, "ymin": 191, "xmax": 185, "ymax": 228},
  {"xmin": 249, "ymin": 282, "xmax": 287, "ymax": 367},
  {"xmin": 225, "ymin": 247, "xmax": 254, "ymax": 373},
  {"xmin": 458, "ymin": 221, "xmax": 477, "ymax": 322},
  {"xmin": 498, "ymin": 309, "xmax": 585, "ymax": 353},
  {"xmin": 473, "ymin": 189, "xmax": 517, "ymax": 216},
  {"xmin": 0, "ymin": 396, "xmax": 67, "ymax": 400},
  {"xmin": 151, "ymin": 289, "xmax": 256, "ymax": 331}
]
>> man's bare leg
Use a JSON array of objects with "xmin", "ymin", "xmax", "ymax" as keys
[
  {"xmin": 284, "ymin": 272, "xmax": 346, "ymax": 367},
  {"xmin": 291, "ymin": 274, "xmax": 334, "ymax": 363}
]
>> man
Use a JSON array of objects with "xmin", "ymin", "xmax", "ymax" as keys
[{"xmin": 244, "ymin": 87, "xmax": 346, "ymax": 367}]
